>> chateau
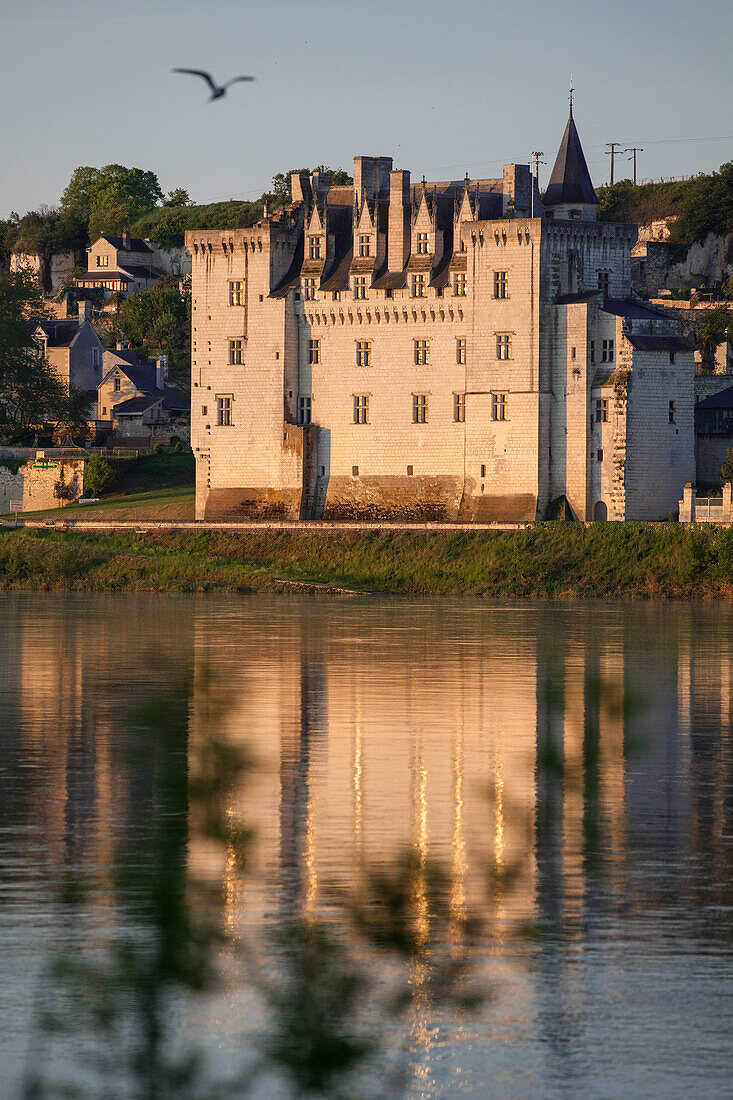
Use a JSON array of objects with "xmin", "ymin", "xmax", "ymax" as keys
[{"xmin": 186, "ymin": 107, "xmax": 695, "ymax": 522}]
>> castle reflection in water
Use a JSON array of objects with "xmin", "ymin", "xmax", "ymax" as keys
[{"xmin": 2, "ymin": 595, "xmax": 731, "ymax": 946}]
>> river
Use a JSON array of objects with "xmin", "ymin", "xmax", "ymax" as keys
[{"xmin": 1, "ymin": 594, "xmax": 731, "ymax": 1098}]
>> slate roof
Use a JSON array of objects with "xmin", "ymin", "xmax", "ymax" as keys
[
  {"xmin": 99, "ymin": 235, "xmax": 153, "ymax": 254},
  {"xmin": 33, "ymin": 320, "xmax": 81, "ymax": 347},
  {"xmin": 117, "ymin": 264, "xmax": 165, "ymax": 280},
  {"xmin": 626, "ymin": 333, "xmax": 693, "ymax": 353},
  {"xmin": 601, "ymin": 298, "xmax": 671, "ymax": 320},
  {"xmin": 76, "ymin": 270, "xmax": 134, "ymax": 283},
  {"xmin": 544, "ymin": 112, "xmax": 599, "ymax": 207},
  {"xmin": 695, "ymin": 385, "xmax": 733, "ymax": 411},
  {"xmin": 113, "ymin": 395, "xmax": 161, "ymax": 415},
  {"xmin": 556, "ymin": 290, "xmax": 601, "ymax": 305}
]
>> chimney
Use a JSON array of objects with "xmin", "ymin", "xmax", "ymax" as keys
[
  {"xmin": 122, "ymin": 230, "xmax": 131, "ymax": 249},
  {"xmin": 388, "ymin": 169, "xmax": 411, "ymax": 272},
  {"xmin": 155, "ymin": 355, "xmax": 167, "ymax": 390},
  {"xmin": 78, "ymin": 299, "xmax": 91, "ymax": 323}
]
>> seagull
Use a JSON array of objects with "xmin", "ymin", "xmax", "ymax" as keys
[{"xmin": 171, "ymin": 69, "xmax": 255, "ymax": 100}]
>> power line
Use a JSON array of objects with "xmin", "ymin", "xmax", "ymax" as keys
[{"xmin": 625, "ymin": 147, "xmax": 644, "ymax": 185}]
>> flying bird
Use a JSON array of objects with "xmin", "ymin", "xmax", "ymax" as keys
[{"xmin": 171, "ymin": 69, "xmax": 255, "ymax": 100}]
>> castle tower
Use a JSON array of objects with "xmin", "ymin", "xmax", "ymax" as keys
[{"xmin": 543, "ymin": 101, "xmax": 599, "ymax": 221}]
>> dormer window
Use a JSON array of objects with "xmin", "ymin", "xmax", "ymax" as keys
[
  {"xmin": 114, "ymin": 376, "xmax": 121, "ymax": 392},
  {"xmin": 416, "ymin": 232, "xmax": 429, "ymax": 255},
  {"xmin": 411, "ymin": 273, "xmax": 426, "ymax": 298},
  {"xmin": 308, "ymin": 236, "xmax": 322, "ymax": 260},
  {"xmin": 358, "ymin": 235, "xmax": 371, "ymax": 258}
]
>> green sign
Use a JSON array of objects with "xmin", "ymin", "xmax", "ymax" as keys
[{"xmin": 32, "ymin": 460, "xmax": 59, "ymax": 469}]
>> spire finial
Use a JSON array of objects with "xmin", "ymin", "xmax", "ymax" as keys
[{"xmin": 569, "ymin": 75, "xmax": 574, "ymax": 119}]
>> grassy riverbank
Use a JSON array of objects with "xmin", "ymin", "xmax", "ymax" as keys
[{"xmin": 1, "ymin": 523, "xmax": 733, "ymax": 598}]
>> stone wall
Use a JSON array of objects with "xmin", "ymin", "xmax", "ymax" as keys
[
  {"xmin": 696, "ymin": 436, "xmax": 731, "ymax": 484},
  {"xmin": 0, "ymin": 453, "xmax": 86, "ymax": 514}
]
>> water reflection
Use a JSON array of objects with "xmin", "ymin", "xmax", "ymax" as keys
[{"xmin": 1, "ymin": 596, "xmax": 732, "ymax": 1097}]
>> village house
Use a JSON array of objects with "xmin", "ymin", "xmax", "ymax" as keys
[
  {"xmin": 97, "ymin": 346, "xmax": 189, "ymax": 444},
  {"xmin": 30, "ymin": 300, "xmax": 104, "ymax": 397},
  {"xmin": 185, "ymin": 105, "xmax": 695, "ymax": 523},
  {"xmin": 75, "ymin": 232, "xmax": 165, "ymax": 310}
]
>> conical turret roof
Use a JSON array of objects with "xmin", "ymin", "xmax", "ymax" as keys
[{"xmin": 544, "ymin": 110, "xmax": 598, "ymax": 207}]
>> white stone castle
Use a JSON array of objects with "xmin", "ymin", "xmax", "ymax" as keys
[{"xmin": 186, "ymin": 107, "xmax": 695, "ymax": 522}]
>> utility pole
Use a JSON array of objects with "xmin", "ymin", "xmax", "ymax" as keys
[
  {"xmin": 530, "ymin": 151, "xmax": 545, "ymax": 218},
  {"xmin": 605, "ymin": 142, "xmax": 622, "ymax": 185},
  {"xmin": 625, "ymin": 146, "xmax": 644, "ymax": 185}
]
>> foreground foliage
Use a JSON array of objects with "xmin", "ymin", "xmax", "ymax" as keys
[{"xmin": 2, "ymin": 523, "xmax": 733, "ymax": 598}]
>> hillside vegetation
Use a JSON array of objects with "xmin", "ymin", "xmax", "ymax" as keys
[{"xmin": 596, "ymin": 162, "xmax": 733, "ymax": 248}]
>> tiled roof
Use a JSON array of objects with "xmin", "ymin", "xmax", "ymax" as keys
[{"xmin": 117, "ymin": 264, "xmax": 165, "ymax": 280}]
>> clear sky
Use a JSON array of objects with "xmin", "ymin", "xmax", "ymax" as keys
[{"xmin": 1, "ymin": 0, "xmax": 732, "ymax": 218}]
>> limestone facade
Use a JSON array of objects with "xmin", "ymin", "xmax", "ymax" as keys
[{"xmin": 186, "ymin": 113, "xmax": 696, "ymax": 522}]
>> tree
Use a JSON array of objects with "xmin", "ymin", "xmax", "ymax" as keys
[
  {"xmin": 85, "ymin": 455, "xmax": 116, "ymax": 496},
  {"xmin": 0, "ymin": 269, "xmax": 89, "ymax": 438},
  {"xmin": 61, "ymin": 164, "xmax": 163, "ymax": 240},
  {"xmin": 695, "ymin": 306, "xmax": 732, "ymax": 373},
  {"xmin": 162, "ymin": 188, "xmax": 192, "ymax": 208},
  {"xmin": 117, "ymin": 276, "xmax": 191, "ymax": 386}
]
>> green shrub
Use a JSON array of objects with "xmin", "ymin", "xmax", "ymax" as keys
[{"xmin": 85, "ymin": 455, "xmax": 116, "ymax": 496}]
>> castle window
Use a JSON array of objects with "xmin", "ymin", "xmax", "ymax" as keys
[
  {"xmin": 453, "ymin": 273, "xmax": 467, "ymax": 296},
  {"xmin": 114, "ymin": 376, "xmax": 121, "ymax": 392},
  {"xmin": 602, "ymin": 339, "xmax": 614, "ymax": 363},
  {"xmin": 384, "ymin": 289, "xmax": 393, "ymax": 299},
  {"xmin": 494, "ymin": 271, "xmax": 509, "ymax": 299},
  {"xmin": 304, "ymin": 278, "xmax": 317, "ymax": 301},
  {"xmin": 309, "ymin": 338, "xmax": 320, "ymax": 365},
  {"xmin": 598, "ymin": 271, "xmax": 610, "ymax": 295},
  {"xmin": 669, "ymin": 352, "xmax": 676, "ymax": 365},
  {"xmin": 407, "ymin": 465, "xmax": 414, "ymax": 476},
  {"xmin": 298, "ymin": 395, "xmax": 312, "ymax": 425},
  {"xmin": 352, "ymin": 465, "xmax": 360, "ymax": 477},
  {"xmin": 453, "ymin": 392, "xmax": 466, "ymax": 422},
  {"xmin": 412, "ymin": 273, "xmax": 426, "ymax": 298},
  {"xmin": 491, "ymin": 393, "xmax": 508, "ymax": 421},
  {"xmin": 412, "ymin": 393, "xmax": 428, "ymax": 423},
  {"xmin": 92, "ymin": 348, "xmax": 101, "ymax": 368},
  {"xmin": 480, "ymin": 464, "xmax": 486, "ymax": 478},
  {"xmin": 359, "ymin": 235, "xmax": 371, "ymax": 258},
  {"xmin": 456, "ymin": 337, "xmax": 466, "ymax": 365},
  {"xmin": 596, "ymin": 448, "xmax": 604, "ymax": 462},
  {"xmin": 308, "ymin": 236, "xmax": 322, "ymax": 260},
  {"xmin": 353, "ymin": 394, "xmax": 369, "ymax": 424},
  {"xmin": 216, "ymin": 395, "xmax": 233, "ymax": 426},
  {"xmin": 228, "ymin": 339, "xmax": 243, "ymax": 365},
  {"xmin": 414, "ymin": 339, "xmax": 430, "ymax": 365},
  {"xmin": 201, "ymin": 406, "xmax": 207, "ymax": 416},
  {"xmin": 590, "ymin": 340, "xmax": 596, "ymax": 364},
  {"xmin": 571, "ymin": 346, "xmax": 576, "ymax": 360},
  {"xmin": 496, "ymin": 334, "xmax": 512, "ymax": 360},
  {"xmin": 416, "ymin": 232, "xmax": 429, "ymax": 255},
  {"xmin": 353, "ymin": 276, "xmax": 367, "ymax": 300},
  {"xmin": 356, "ymin": 340, "xmax": 371, "ymax": 367},
  {"xmin": 229, "ymin": 280, "xmax": 244, "ymax": 306},
  {"xmin": 595, "ymin": 398, "xmax": 608, "ymax": 423},
  {"xmin": 669, "ymin": 400, "xmax": 676, "ymax": 423}
]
